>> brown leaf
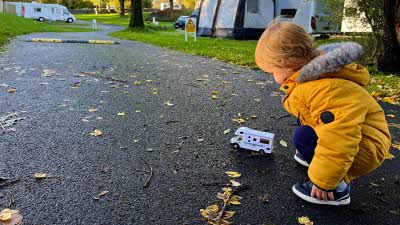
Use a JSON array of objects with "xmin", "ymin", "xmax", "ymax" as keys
[
  {"xmin": 0, "ymin": 209, "xmax": 23, "ymax": 225},
  {"xmin": 7, "ymin": 89, "xmax": 17, "ymax": 93},
  {"xmin": 298, "ymin": 216, "xmax": 313, "ymax": 225},
  {"xmin": 94, "ymin": 191, "xmax": 109, "ymax": 200},
  {"xmin": 222, "ymin": 211, "xmax": 235, "ymax": 220}
]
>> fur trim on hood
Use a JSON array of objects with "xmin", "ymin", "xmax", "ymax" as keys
[{"xmin": 297, "ymin": 42, "xmax": 364, "ymax": 83}]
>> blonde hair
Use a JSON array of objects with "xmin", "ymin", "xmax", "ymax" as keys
[{"xmin": 255, "ymin": 20, "xmax": 319, "ymax": 71}]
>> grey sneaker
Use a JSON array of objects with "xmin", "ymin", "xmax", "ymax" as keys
[
  {"xmin": 292, "ymin": 181, "xmax": 351, "ymax": 206},
  {"xmin": 294, "ymin": 150, "xmax": 310, "ymax": 167}
]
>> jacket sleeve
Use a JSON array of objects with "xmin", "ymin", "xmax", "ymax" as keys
[{"xmin": 303, "ymin": 82, "xmax": 368, "ymax": 190}]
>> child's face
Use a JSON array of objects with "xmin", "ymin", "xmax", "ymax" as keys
[{"xmin": 263, "ymin": 65, "xmax": 296, "ymax": 85}]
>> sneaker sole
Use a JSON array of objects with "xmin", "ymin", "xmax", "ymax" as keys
[
  {"xmin": 292, "ymin": 185, "xmax": 350, "ymax": 206},
  {"xmin": 294, "ymin": 154, "xmax": 310, "ymax": 167}
]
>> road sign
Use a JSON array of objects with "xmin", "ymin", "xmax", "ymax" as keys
[
  {"xmin": 185, "ymin": 18, "xmax": 197, "ymax": 42},
  {"xmin": 186, "ymin": 18, "xmax": 196, "ymax": 33}
]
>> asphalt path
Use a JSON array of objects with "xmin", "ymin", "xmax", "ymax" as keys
[{"xmin": 0, "ymin": 23, "xmax": 399, "ymax": 225}]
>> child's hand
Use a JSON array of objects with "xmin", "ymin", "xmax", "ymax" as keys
[{"xmin": 311, "ymin": 184, "xmax": 334, "ymax": 201}]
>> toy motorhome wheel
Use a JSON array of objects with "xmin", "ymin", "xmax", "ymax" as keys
[
  {"xmin": 232, "ymin": 143, "xmax": 239, "ymax": 149},
  {"xmin": 67, "ymin": 18, "xmax": 73, "ymax": 23},
  {"xmin": 259, "ymin": 149, "xmax": 266, "ymax": 154},
  {"xmin": 38, "ymin": 17, "xmax": 44, "ymax": 22}
]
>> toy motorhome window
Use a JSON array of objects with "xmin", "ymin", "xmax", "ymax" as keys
[
  {"xmin": 247, "ymin": 0, "xmax": 259, "ymax": 14},
  {"xmin": 253, "ymin": 138, "xmax": 257, "ymax": 141},
  {"xmin": 260, "ymin": 138, "xmax": 270, "ymax": 144},
  {"xmin": 34, "ymin": 8, "xmax": 41, "ymax": 12},
  {"xmin": 281, "ymin": 9, "xmax": 297, "ymax": 18}
]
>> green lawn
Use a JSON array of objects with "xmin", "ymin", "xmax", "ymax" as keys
[
  {"xmin": 0, "ymin": 13, "xmax": 92, "ymax": 48},
  {"xmin": 76, "ymin": 13, "xmax": 173, "ymax": 29}
]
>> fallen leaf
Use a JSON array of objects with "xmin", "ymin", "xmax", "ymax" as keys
[
  {"xmin": 225, "ymin": 171, "xmax": 241, "ymax": 178},
  {"xmin": 90, "ymin": 129, "xmax": 103, "ymax": 137},
  {"xmin": 94, "ymin": 191, "xmax": 109, "ymax": 200},
  {"xmin": 370, "ymin": 91, "xmax": 379, "ymax": 98},
  {"xmin": 250, "ymin": 115, "xmax": 257, "ymax": 119},
  {"xmin": 211, "ymin": 91, "xmax": 219, "ymax": 95},
  {"xmin": 152, "ymin": 92, "xmax": 158, "ymax": 95},
  {"xmin": 211, "ymin": 95, "xmax": 219, "ymax": 99},
  {"xmin": 227, "ymin": 195, "xmax": 242, "ymax": 205},
  {"xmin": 230, "ymin": 180, "xmax": 241, "ymax": 187},
  {"xmin": 298, "ymin": 216, "xmax": 313, "ymax": 225},
  {"xmin": 0, "ymin": 83, "xmax": 9, "ymax": 87},
  {"xmin": 222, "ymin": 211, "xmax": 235, "ymax": 220},
  {"xmin": 280, "ymin": 140, "xmax": 288, "ymax": 147},
  {"xmin": 383, "ymin": 97, "xmax": 396, "ymax": 105},
  {"xmin": 232, "ymin": 118, "xmax": 246, "ymax": 124},
  {"xmin": 392, "ymin": 142, "xmax": 400, "ymax": 150},
  {"xmin": 118, "ymin": 112, "xmax": 125, "ymax": 116},
  {"xmin": 145, "ymin": 80, "xmax": 152, "ymax": 83},
  {"xmin": 387, "ymin": 114, "xmax": 395, "ymax": 118},
  {"xmin": 164, "ymin": 101, "xmax": 174, "ymax": 106},
  {"xmin": 88, "ymin": 108, "xmax": 98, "ymax": 112},
  {"xmin": 7, "ymin": 89, "xmax": 17, "ymax": 93},
  {"xmin": 0, "ymin": 209, "xmax": 22, "ymax": 224},
  {"xmin": 254, "ymin": 99, "xmax": 261, "ymax": 102},
  {"xmin": 81, "ymin": 119, "xmax": 90, "ymax": 122},
  {"xmin": 386, "ymin": 153, "xmax": 395, "ymax": 160},
  {"xmin": 197, "ymin": 138, "xmax": 204, "ymax": 142},
  {"xmin": 223, "ymin": 129, "xmax": 231, "ymax": 134},
  {"xmin": 42, "ymin": 69, "xmax": 57, "ymax": 77},
  {"xmin": 33, "ymin": 173, "xmax": 47, "ymax": 179},
  {"xmin": 200, "ymin": 204, "xmax": 219, "ymax": 220},
  {"xmin": 135, "ymin": 110, "xmax": 141, "ymax": 113},
  {"xmin": 133, "ymin": 81, "xmax": 141, "ymax": 85},
  {"xmin": 133, "ymin": 139, "xmax": 139, "ymax": 143}
]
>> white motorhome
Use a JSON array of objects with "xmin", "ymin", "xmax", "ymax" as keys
[
  {"xmin": 197, "ymin": 0, "xmax": 339, "ymax": 39},
  {"xmin": 230, "ymin": 127, "xmax": 275, "ymax": 154},
  {"xmin": 292, "ymin": 0, "xmax": 340, "ymax": 35},
  {"xmin": 6, "ymin": 1, "xmax": 75, "ymax": 22}
]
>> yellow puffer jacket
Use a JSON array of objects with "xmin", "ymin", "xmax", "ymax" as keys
[{"xmin": 281, "ymin": 43, "xmax": 391, "ymax": 190}]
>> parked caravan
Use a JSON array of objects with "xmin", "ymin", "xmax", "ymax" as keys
[
  {"xmin": 197, "ymin": 0, "xmax": 339, "ymax": 39},
  {"xmin": 292, "ymin": 0, "xmax": 340, "ymax": 34},
  {"xmin": 6, "ymin": 1, "xmax": 75, "ymax": 22},
  {"xmin": 341, "ymin": 0, "xmax": 372, "ymax": 33},
  {"xmin": 198, "ymin": 0, "xmax": 274, "ymax": 39}
]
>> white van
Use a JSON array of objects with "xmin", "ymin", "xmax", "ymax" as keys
[
  {"xmin": 292, "ymin": 0, "xmax": 340, "ymax": 36},
  {"xmin": 230, "ymin": 127, "xmax": 275, "ymax": 154},
  {"xmin": 7, "ymin": 1, "xmax": 75, "ymax": 23}
]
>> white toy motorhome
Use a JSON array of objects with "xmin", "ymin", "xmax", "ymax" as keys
[{"xmin": 230, "ymin": 127, "xmax": 275, "ymax": 154}]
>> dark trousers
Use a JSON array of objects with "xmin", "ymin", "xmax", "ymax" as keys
[{"xmin": 293, "ymin": 125, "xmax": 318, "ymax": 164}]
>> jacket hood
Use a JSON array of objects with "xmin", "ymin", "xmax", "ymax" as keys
[{"xmin": 296, "ymin": 42, "xmax": 370, "ymax": 86}]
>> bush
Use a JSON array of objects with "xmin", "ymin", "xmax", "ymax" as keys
[{"xmin": 145, "ymin": 9, "xmax": 193, "ymax": 22}]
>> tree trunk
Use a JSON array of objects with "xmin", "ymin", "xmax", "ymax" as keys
[
  {"xmin": 170, "ymin": 0, "xmax": 174, "ymax": 10},
  {"xmin": 119, "ymin": 0, "xmax": 125, "ymax": 16},
  {"xmin": 377, "ymin": 0, "xmax": 400, "ymax": 73},
  {"xmin": 129, "ymin": 0, "xmax": 144, "ymax": 28}
]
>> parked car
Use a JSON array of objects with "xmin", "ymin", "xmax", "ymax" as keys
[{"xmin": 173, "ymin": 16, "xmax": 189, "ymax": 30}]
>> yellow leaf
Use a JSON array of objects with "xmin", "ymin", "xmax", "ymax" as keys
[
  {"xmin": 118, "ymin": 112, "xmax": 125, "ymax": 116},
  {"xmin": 383, "ymin": 97, "xmax": 396, "ymax": 104},
  {"xmin": 223, "ymin": 129, "xmax": 230, "ymax": 134},
  {"xmin": 280, "ymin": 140, "xmax": 288, "ymax": 147},
  {"xmin": 298, "ymin": 216, "xmax": 314, "ymax": 225},
  {"xmin": 0, "ymin": 209, "xmax": 19, "ymax": 221},
  {"xmin": 133, "ymin": 81, "xmax": 141, "ymax": 85},
  {"xmin": 200, "ymin": 204, "xmax": 220, "ymax": 219},
  {"xmin": 370, "ymin": 91, "xmax": 379, "ymax": 98},
  {"xmin": 222, "ymin": 211, "xmax": 235, "ymax": 220},
  {"xmin": 212, "ymin": 95, "xmax": 219, "ymax": 99},
  {"xmin": 230, "ymin": 180, "xmax": 241, "ymax": 187},
  {"xmin": 225, "ymin": 171, "xmax": 241, "ymax": 178},
  {"xmin": 392, "ymin": 142, "xmax": 400, "ymax": 150},
  {"xmin": 7, "ymin": 88, "xmax": 17, "ymax": 93},
  {"xmin": 232, "ymin": 118, "xmax": 245, "ymax": 124},
  {"xmin": 90, "ymin": 129, "xmax": 103, "ymax": 136},
  {"xmin": 145, "ymin": 80, "xmax": 152, "ymax": 83},
  {"xmin": 386, "ymin": 153, "xmax": 395, "ymax": 160},
  {"xmin": 250, "ymin": 115, "xmax": 257, "ymax": 119},
  {"xmin": 88, "ymin": 108, "xmax": 98, "ymax": 112},
  {"xmin": 33, "ymin": 173, "xmax": 47, "ymax": 179},
  {"xmin": 217, "ymin": 192, "xmax": 227, "ymax": 201},
  {"xmin": 152, "ymin": 92, "xmax": 158, "ymax": 95},
  {"xmin": 211, "ymin": 91, "xmax": 219, "ymax": 95},
  {"xmin": 227, "ymin": 195, "xmax": 242, "ymax": 205}
]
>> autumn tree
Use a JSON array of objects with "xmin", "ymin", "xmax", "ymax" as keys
[
  {"xmin": 129, "ymin": 0, "xmax": 144, "ymax": 28},
  {"xmin": 169, "ymin": 0, "xmax": 173, "ymax": 10},
  {"xmin": 181, "ymin": 0, "xmax": 196, "ymax": 9},
  {"xmin": 377, "ymin": 0, "xmax": 400, "ymax": 73}
]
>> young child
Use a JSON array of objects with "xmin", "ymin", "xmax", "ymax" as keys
[{"xmin": 255, "ymin": 21, "xmax": 392, "ymax": 206}]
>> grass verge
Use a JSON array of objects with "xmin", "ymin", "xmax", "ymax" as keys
[
  {"xmin": 110, "ymin": 27, "xmax": 399, "ymax": 104},
  {"xmin": 0, "ymin": 13, "xmax": 92, "ymax": 48}
]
